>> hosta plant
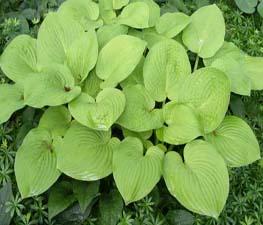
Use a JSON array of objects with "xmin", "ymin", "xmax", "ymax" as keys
[{"xmin": 0, "ymin": 0, "xmax": 262, "ymax": 219}]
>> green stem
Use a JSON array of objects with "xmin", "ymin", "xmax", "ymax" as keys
[{"xmin": 193, "ymin": 55, "xmax": 200, "ymax": 71}]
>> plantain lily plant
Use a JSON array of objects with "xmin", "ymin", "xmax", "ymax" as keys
[{"xmin": 0, "ymin": 0, "xmax": 262, "ymax": 219}]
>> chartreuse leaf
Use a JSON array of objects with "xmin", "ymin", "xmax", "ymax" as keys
[
  {"xmin": 37, "ymin": 12, "xmax": 83, "ymax": 65},
  {"xmin": 99, "ymin": 0, "xmax": 116, "ymax": 25},
  {"xmin": 82, "ymin": 70, "xmax": 102, "ymax": 98},
  {"xmin": 97, "ymin": 24, "xmax": 128, "ymax": 49},
  {"xmin": 143, "ymin": 39, "xmax": 191, "ymax": 102},
  {"xmin": 205, "ymin": 116, "xmax": 260, "ymax": 167},
  {"xmin": 113, "ymin": 0, "xmax": 129, "ymax": 9},
  {"xmin": 24, "ymin": 65, "xmax": 81, "ymax": 108},
  {"xmin": 72, "ymin": 180, "xmax": 100, "ymax": 213},
  {"xmin": 0, "ymin": 84, "xmax": 25, "ymax": 124},
  {"xmin": 15, "ymin": 128, "xmax": 61, "ymax": 198},
  {"xmin": 57, "ymin": 121, "xmax": 120, "ymax": 181},
  {"xmin": 66, "ymin": 30, "xmax": 98, "ymax": 84},
  {"xmin": 244, "ymin": 56, "xmax": 263, "ymax": 90},
  {"xmin": 69, "ymin": 88, "xmax": 125, "ymax": 131},
  {"xmin": 118, "ymin": 2, "xmax": 150, "ymax": 28},
  {"xmin": 182, "ymin": 4, "xmax": 225, "ymax": 58},
  {"xmin": 96, "ymin": 35, "xmax": 146, "ymax": 88},
  {"xmin": 39, "ymin": 106, "xmax": 71, "ymax": 137},
  {"xmin": 131, "ymin": 0, "xmax": 160, "ymax": 27},
  {"xmin": 157, "ymin": 103, "xmax": 203, "ymax": 145},
  {"xmin": 204, "ymin": 42, "xmax": 251, "ymax": 95},
  {"xmin": 142, "ymin": 28, "xmax": 170, "ymax": 49},
  {"xmin": 117, "ymin": 85, "xmax": 163, "ymax": 132},
  {"xmin": 171, "ymin": 67, "xmax": 230, "ymax": 133},
  {"xmin": 120, "ymin": 56, "xmax": 145, "ymax": 88},
  {"xmin": 58, "ymin": 0, "xmax": 102, "ymax": 30},
  {"xmin": 48, "ymin": 181, "xmax": 76, "ymax": 220},
  {"xmin": 0, "ymin": 35, "xmax": 38, "ymax": 83},
  {"xmin": 163, "ymin": 140, "xmax": 229, "ymax": 218},
  {"xmin": 234, "ymin": 0, "xmax": 258, "ymax": 14},
  {"xmin": 113, "ymin": 137, "xmax": 164, "ymax": 204},
  {"xmin": 156, "ymin": 12, "xmax": 190, "ymax": 38}
]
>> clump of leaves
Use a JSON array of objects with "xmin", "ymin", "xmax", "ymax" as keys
[
  {"xmin": 0, "ymin": 0, "xmax": 262, "ymax": 220},
  {"xmin": 234, "ymin": 0, "xmax": 263, "ymax": 17}
]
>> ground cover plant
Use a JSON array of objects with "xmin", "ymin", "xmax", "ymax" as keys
[{"xmin": 1, "ymin": 0, "xmax": 263, "ymax": 224}]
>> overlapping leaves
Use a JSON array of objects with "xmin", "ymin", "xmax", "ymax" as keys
[{"xmin": 0, "ymin": 0, "xmax": 262, "ymax": 219}]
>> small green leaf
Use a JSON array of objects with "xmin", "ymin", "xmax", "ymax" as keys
[
  {"xmin": 142, "ymin": 28, "xmax": 170, "ymax": 49},
  {"xmin": 205, "ymin": 116, "xmax": 260, "ymax": 167},
  {"xmin": 72, "ymin": 180, "xmax": 100, "ymax": 213},
  {"xmin": 48, "ymin": 181, "xmax": 76, "ymax": 220},
  {"xmin": 143, "ymin": 39, "xmax": 191, "ymax": 102},
  {"xmin": 182, "ymin": 4, "xmax": 225, "ymax": 58},
  {"xmin": 170, "ymin": 67, "xmax": 230, "ymax": 133},
  {"xmin": 99, "ymin": 0, "xmax": 116, "ymax": 24},
  {"xmin": 69, "ymin": 88, "xmax": 125, "ymax": 130},
  {"xmin": 96, "ymin": 35, "xmax": 146, "ymax": 88},
  {"xmin": 39, "ymin": 106, "xmax": 71, "ymax": 137},
  {"xmin": 15, "ymin": 128, "xmax": 61, "ymax": 198},
  {"xmin": 258, "ymin": 0, "xmax": 263, "ymax": 17},
  {"xmin": 58, "ymin": 0, "xmax": 101, "ymax": 30},
  {"xmin": 82, "ymin": 70, "xmax": 102, "ymax": 98},
  {"xmin": 204, "ymin": 42, "xmax": 251, "ymax": 95},
  {"xmin": 244, "ymin": 56, "xmax": 263, "ymax": 90},
  {"xmin": 120, "ymin": 56, "xmax": 145, "ymax": 88},
  {"xmin": 24, "ymin": 65, "xmax": 81, "ymax": 108},
  {"xmin": 166, "ymin": 210, "xmax": 194, "ymax": 225},
  {"xmin": 0, "ymin": 35, "xmax": 38, "ymax": 84},
  {"xmin": 234, "ymin": 0, "xmax": 258, "ymax": 14},
  {"xmin": 156, "ymin": 12, "xmax": 190, "ymax": 38},
  {"xmin": 97, "ymin": 24, "xmax": 129, "ymax": 49},
  {"xmin": 117, "ymin": 85, "xmax": 164, "ymax": 132},
  {"xmin": 66, "ymin": 30, "xmax": 98, "ymax": 84},
  {"xmin": 0, "ymin": 84, "xmax": 25, "ymax": 125},
  {"xmin": 113, "ymin": 137, "xmax": 164, "ymax": 204},
  {"xmin": 57, "ymin": 121, "xmax": 120, "ymax": 181},
  {"xmin": 37, "ymin": 12, "xmax": 83, "ymax": 65},
  {"xmin": 118, "ymin": 2, "xmax": 150, "ymax": 28},
  {"xmin": 98, "ymin": 189, "xmax": 123, "ymax": 225},
  {"xmin": 163, "ymin": 140, "xmax": 229, "ymax": 218},
  {"xmin": 157, "ymin": 103, "xmax": 203, "ymax": 145}
]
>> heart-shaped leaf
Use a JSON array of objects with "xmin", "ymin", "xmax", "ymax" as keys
[
  {"xmin": 205, "ymin": 116, "xmax": 260, "ymax": 167},
  {"xmin": 156, "ymin": 12, "xmax": 190, "ymax": 38},
  {"xmin": 143, "ymin": 39, "xmax": 191, "ymax": 102},
  {"xmin": 117, "ymin": 85, "xmax": 163, "ymax": 132},
  {"xmin": 113, "ymin": 137, "xmax": 164, "ymax": 204},
  {"xmin": 182, "ymin": 4, "xmax": 225, "ymax": 58},
  {"xmin": 37, "ymin": 12, "xmax": 84, "ymax": 65},
  {"xmin": 163, "ymin": 140, "xmax": 229, "ymax": 218},
  {"xmin": 0, "ymin": 84, "xmax": 25, "ymax": 124},
  {"xmin": 170, "ymin": 67, "xmax": 230, "ymax": 133},
  {"xmin": 118, "ymin": 2, "xmax": 150, "ymax": 28},
  {"xmin": 234, "ymin": 0, "xmax": 258, "ymax": 14},
  {"xmin": 58, "ymin": 0, "xmax": 100, "ymax": 30},
  {"xmin": 204, "ymin": 42, "xmax": 251, "ymax": 95},
  {"xmin": 24, "ymin": 65, "xmax": 81, "ymax": 108},
  {"xmin": 39, "ymin": 106, "xmax": 71, "ymax": 137},
  {"xmin": 96, "ymin": 35, "xmax": 146, "ymax": 88},
  {"xmin": 69, "ymin": 88, "xmax": 125, "ymax": 131},
  {"xmin": 15, "ymin": 128, "xmax": 61, "ymax": 198},
  {"xmin": 157, "ymin": 103, "xmax": 203, "ymax": 145},
  {"xmin": 0, "ymin": 35, "xmax": 38, "ymax": 84},
  {"xmin": 57, "ymin": 121, "xmax": 120, "ymax": 181},
  {"xmin": 66, "ymin": 30, "xmax": 98, "ymax": 84}
]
